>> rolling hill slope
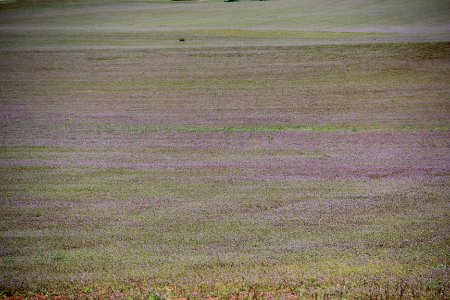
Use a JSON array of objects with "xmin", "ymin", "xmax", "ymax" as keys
[{"xmin": 0, "ymin": 0, "xmax": 449, "ymax": 49}]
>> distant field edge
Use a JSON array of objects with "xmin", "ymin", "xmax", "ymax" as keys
[{"xmin": 0, "ymin": 40, "xmax": 449, "ymax": 53}]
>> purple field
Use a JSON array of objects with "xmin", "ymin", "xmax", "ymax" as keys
[{"xmin": 0, "ymin": 0, "xmax": 450, "ymax": 299}]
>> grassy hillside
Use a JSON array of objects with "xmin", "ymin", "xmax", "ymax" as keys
[
  {"xmin": 0, "ymin": 0, "xmax": 449, "ymax": 49},
  {"xmin": 0, "ymin": 0, "xmax": 449, "ymax": 299}
]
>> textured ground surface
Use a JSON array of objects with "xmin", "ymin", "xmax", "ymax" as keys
[{"xmin": 0, "ymin": 0, "xmax": 449, "ymax": 299}]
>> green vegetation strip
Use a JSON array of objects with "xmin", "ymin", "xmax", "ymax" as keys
[{"xmin": 109, "ymin": 124, "xmax": 450, "ymax": 134}]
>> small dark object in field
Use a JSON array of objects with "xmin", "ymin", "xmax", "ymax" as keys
[{"xmin": 179, "ymin": 38, "xmax": 185, "ymax": 42}]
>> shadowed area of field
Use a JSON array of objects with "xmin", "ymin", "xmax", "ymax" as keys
[{"xmin": 0, "ymin": 0, "xmax": 449, "ymax": 299}]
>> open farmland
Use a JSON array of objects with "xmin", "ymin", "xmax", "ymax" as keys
[{"xmin": 0, "ymin": 0, "xmax": 449, "ymax": 299}]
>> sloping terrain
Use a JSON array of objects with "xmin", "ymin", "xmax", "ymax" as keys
[
  {"xmin": 0, "ymin": 0, "xmax": 449, "ymax": 49},
  {"xmin": 0, "ymin": 0, "xmax": 449, "ymax": 299}
]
